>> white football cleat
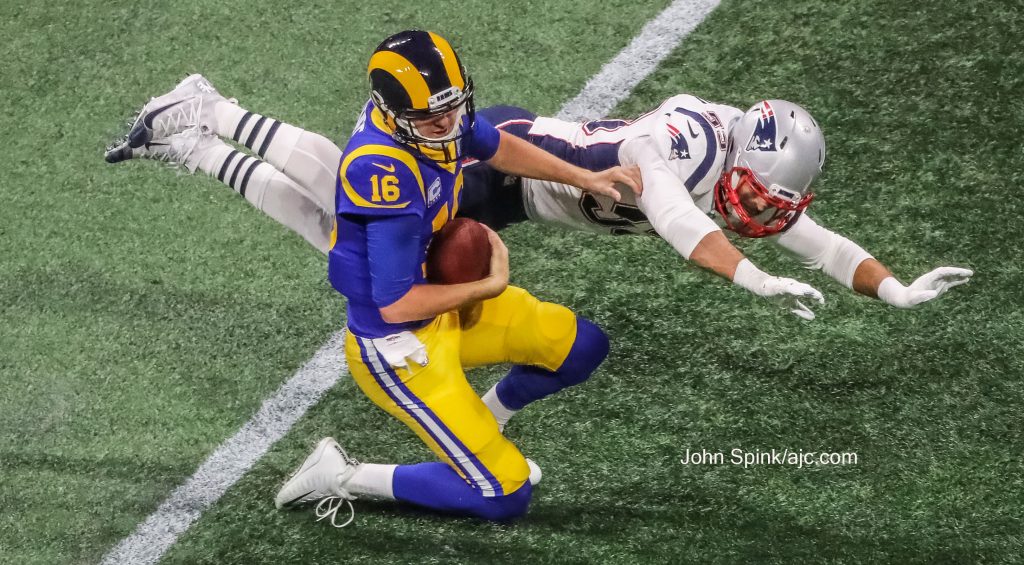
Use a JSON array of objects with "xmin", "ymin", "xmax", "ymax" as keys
[
  {"xmin": 527, "ymin": 458, "xmax": 542, "ymax": 486},
  {"xmin": 104, "ymin": 130, "xmax": 223, "ymax": 173},
  {"xmin": 125, "ymin": 73, "xmax": 233, "ymax": 148},
  {"xmin": 275, "ymin": 437, "xmax": 359, "ymax": 527}
]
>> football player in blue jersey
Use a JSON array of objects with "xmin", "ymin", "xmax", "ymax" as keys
[{"xmin": 109, "ymin": 30, "xmax": 641, "ymax": 525}]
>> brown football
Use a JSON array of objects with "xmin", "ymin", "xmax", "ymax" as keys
[{"xmin": 426, "ymin": 218, "xmax": 492, "ymax": 284}]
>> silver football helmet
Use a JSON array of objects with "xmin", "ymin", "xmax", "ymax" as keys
[{"xmin": 714, "ymin": 100, "xmax": 826, "ymax": 237}]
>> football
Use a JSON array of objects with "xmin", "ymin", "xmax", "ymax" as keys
[{"xmin": 426, "ymin": 218, "xmax": 492, "ymax": 284}]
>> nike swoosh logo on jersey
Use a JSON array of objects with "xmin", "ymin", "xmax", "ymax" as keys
[
  {"xmin": 372, "ymin": 162, "xmax": 396, "ymax": 173},
  {"xmin": 143, "ymin": 99, "xmax": 188, "ymax": 129},
  {"xmin": 686, "ymin": 120, "xmax": 700, "ymax": 139}
]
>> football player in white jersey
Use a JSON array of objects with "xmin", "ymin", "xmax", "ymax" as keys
[
  {"xmin": 460, "ymin": 98, "xmax": 972, "ymax": 317},
  {"xmin": 106, "ymin": 80, "xmax": 972, "ymax": 319}
]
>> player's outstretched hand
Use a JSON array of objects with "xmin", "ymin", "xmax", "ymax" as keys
[
  {"xmin": 480, "ymin": 226, "xmax": 509, "ymax": 299},
  {"xmin": 732, "ymin": 259, "xmax": 824, "ymax": 320},
  {"xmin": 910, "ymin": 267, "xmax": 973, "ymax": 296},
  {"xmin": 581, "ymin": 165, "xmax": 643, "ymax": 201},
  {"xmin": 760, "ymin": 277, "xmax": 826, "ymax": 321},
  {"xmin": 877, "ymin": 267, "xmax": 974, "ymax": 308}
]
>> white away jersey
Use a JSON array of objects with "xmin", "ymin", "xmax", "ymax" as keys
[{"xmin": 522, "ymin": 94, "xmax": 743, "ymax": 235}]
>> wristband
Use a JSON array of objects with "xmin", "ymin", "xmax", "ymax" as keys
[{"xmin": 876, "ymin": 276, "xmax": 905, "ymax": 305}]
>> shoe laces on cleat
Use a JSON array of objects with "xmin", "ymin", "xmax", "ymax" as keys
[
  {"xmin": 315, "ymin": 495, "xmax": 356, "ymax": 528},
  {"xmin": 313, "ymin": 461, "xmax": 359, "ymax": 528},
  {"xmin": 156, "ymin": 96, "xmax": 203, "ymax": 139}
]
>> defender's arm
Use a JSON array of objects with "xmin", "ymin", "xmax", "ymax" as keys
[
  {"xmin": 771, "ymin": 214, "xmax": 973, "ymax": 307},
  {"xmin": 486, "ymin": 130, "xmax": 642, "ymax": 201},
  {"xmin": 625, "ymin": 137, "xmax": 824, "ymax": 319}
]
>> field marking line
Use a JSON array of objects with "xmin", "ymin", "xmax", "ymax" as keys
[
  {"xmin": 558, "ymin": 0, "xmax": 720, "ymax": 121},
  {"xmin": 99, "ymin": 331, "xmax": 347, "ymax": 565},
  {"xmin": 99, "ymin": 1, "xmax": 720, "ymax": 563}
]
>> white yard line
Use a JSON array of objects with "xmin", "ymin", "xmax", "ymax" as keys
[
  {"xmin": 558, "ymin": 0, "xmax": 721, "ymax": 121},
  {"xmin": 99, "ymin": 332, "xmax": 347, "ymax": 565},
  {"xmin": 100, "ymin": 1, "xmax": 719, "ymax": 563}
]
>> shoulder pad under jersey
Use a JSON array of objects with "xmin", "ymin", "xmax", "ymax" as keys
[
  {"xmin": 338, "ymin": 144, "xmax": 427, "ymax": 216},
  {"xmin": 650, "ymin": 96, "xmax": 739, "ymax": 192}
]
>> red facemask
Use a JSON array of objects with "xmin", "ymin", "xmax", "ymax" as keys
[{"xmin": 713, "ymin": 167, "xmax": 814, "ymax": 238}]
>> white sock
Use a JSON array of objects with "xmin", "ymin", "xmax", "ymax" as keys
[
  {"xmin": 193, "ymin": 138, "xmax": 334, "ymax": 253},
  {"xmin": 346, "ymin": 463, "xmax": 397, "ymax": 500},
  {"xmin": 213, "ymin": 101, "xmax": 341, "ymax": 210},
  {"xmin": 482, "ymin": 384, "xmax": 518, "ymax": 432}
]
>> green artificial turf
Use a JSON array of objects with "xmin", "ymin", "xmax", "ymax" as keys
[{"xmin": 1, "ymin": 0, "xmax": 1022, "ymax": 563}]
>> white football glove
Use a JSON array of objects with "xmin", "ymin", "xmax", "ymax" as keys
[
  {"xmin": 733, "ymin": 259, "xmax": 826, "ymax": 320},
  {"xmin": 759, "ymin": 277, "xmax": 826, "ymax": 320},
  {"xmin": 876, "ymin": 267, "xmax": 974, "ymax": 308},
  {"xmin": 371, "ymin": 331, "xmax": 428, "ymax": 369}
]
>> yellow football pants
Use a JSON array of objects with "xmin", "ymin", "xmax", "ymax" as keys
[{"xmin": 346, "ymin": 286, "xmax": 577, "ymax": 496}]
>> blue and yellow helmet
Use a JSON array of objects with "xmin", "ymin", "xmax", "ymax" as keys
[{"xmin": 368, "ymin": 30, "xmax": 475, "ymax": 162}]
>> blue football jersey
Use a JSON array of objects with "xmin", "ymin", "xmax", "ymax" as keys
[{"xmin": 329, "ymin": 101, "xmax": 500, "ymax": 338}]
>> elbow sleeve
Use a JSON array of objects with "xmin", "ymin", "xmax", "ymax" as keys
[
  {"xmin": 648, "ymin": 203, "xmax": 720, "ymax": 259},
  {"xmin": 625, "ymin": 137, "xmax": 721, "ymax": 259},
  {"xmin": 818, "ymin": 235, "xmax": 873, "ymax": 289},
  {"xmin": 776, "ymin": 216, "xmax": 872, "ymax": 289}
]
